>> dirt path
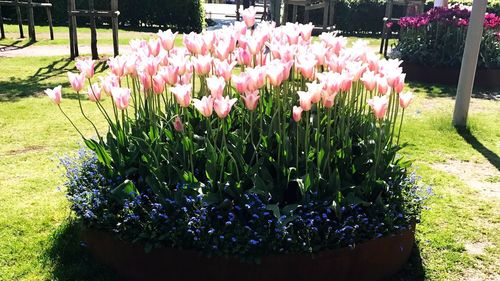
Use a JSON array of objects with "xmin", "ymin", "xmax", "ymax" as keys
[{"xmin": 0, "ymin": 44, "xmax": 132, "ymax": 58}]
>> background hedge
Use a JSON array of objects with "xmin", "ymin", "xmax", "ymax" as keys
[
  {"xmin": 0, "ymin": 0, "xmax": 498, "ymax": 34},
  {"xmin": 0, "ymin": 0, "xmax": 205, "ymax": 33}
]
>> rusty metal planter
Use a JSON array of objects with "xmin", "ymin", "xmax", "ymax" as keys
[
  {"xmin": 402, "ymin": 62, "xmax": 500, "ymax": 88},
  {"xmin": 82, "ymin": 224, "xmax": 416, "ymax": 281}
]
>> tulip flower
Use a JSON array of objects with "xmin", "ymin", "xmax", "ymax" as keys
[
  {"xmin": 184, "ymin": 32, "xmax": 207, "ymax": 55},
  {"xmin": 206, "ymin": 76, "xmax": 226, "ymax": 99},
  {"xmin": 174, "ymin": 116, "xmax": 184, "ymax": 132},
  {"xmin": 266, "ymin": 62, "xmax": 285, "ymax": 87},
  {"xmin": 247, "ymin": 67, "xmax": 266, "ymax": 91},
  {"xmin": 193, "ymin": 96, "xmax": 214, "ymax": 117},
  {"xmin": 203, "ymin": 31, "xmax": 216, "ymax": 52},
  {"xmin": 292, "ymin": 106, "xmax": 303, "ymax": 122},
  {"xmin": 100, "ymin": 75, "xmax": 119, "ymax": 95},
  {"xmin": 361, "ymin": 71, "xmax": 377, "ymax": 91},
  {"xmin": 399, "ymin": 92, "xmax": 414, "ymax": 109},
  {"xmin": 153, "ymin": 75, "xmax": 165, "ymax": 95},
  {"xmin": 171, "ymin": 84, "xmax": 192, "ymax": 108},
  {"xmin": 236, "ymin": 47, "xmax": 252, "ymax": 67},
  {"xmin": 297, "ymin": 91, "xmax": 314, "ymax": 111},
  {"xmin": 160, "ymin": 65, "xmax": 179, "ymax": 86},
  {"xmin": 108, "ymin": 56, "xmax": 126, "ymax": 77},
  {"xmin": 76, "ymin": 58, "xmax": 95, "ymax": 79},
  {"xmin": 68, "ymin": 72, "xmax": 85, "ymax": 92},
  {"xmin": 193, "ymin": 55, "xmax": 213, "ymax": 76},
  {"xmin": 215, "ymin": 40, "xmax": 232, "ymax": 61},
  {"xmin": 125, "ymin": 55, "xmax": 139, "ymax": 77},
  {"xmin": 393, "ymin": 74, "xmax": 406, "ymax": 94},
  {"xmin": 180, "ymin": 72, "xmax": 193, "ymax": 85},
  {"xmin": 306, "ymin": 82, "xmax": 324, "ymax": 103},
  {"xmin": 214, "ymin": 60, "xmax": 237, "ymax": 82},
  {"xmin": 242, "ymin": 91, "xmax": 260, "ymax": 111},
  {"xmin": 322, "ymin": 92, "xmax": 336, "ymax": 108},
  {"xmin": 148, "ymin": 38, "xmax": 162, "ymax": 57},
  {"xmin": 111, "ymin": 87, "xmax": 131, "ymax": 110},
  {"xmin": 232, "ymin": 73, "xmax": 249, "ymax": 93},
  {"xmin": 377, "ymin": 76, "xmax": 389, "ymax": 95},
  {"xmin": 45, "ymin": 85, "xmax": 62, "ymax": 105},
  {"xmin": 87, "ymin": 83, "xmax": 102, "ymax": 102},
  {"xmin": 141, "ymin": 56, "xmax": 159, "ymax": 76},
  {"xmin": 158, "ymin": 29, "xmax": 177, "ymax": 51},
  {"xmin": 214, "ymin": 96, "xmax": 237, "ymax": 119},
  {"xmin": 170, "ymin": 55, "xmax": 189, "ymax": 75},
  {"xmin": 299, "ymin": 23, "xmax": 314, "ymax": 41},
  {"xmin": 310, "ymin": 42, "xmax": 327, "ymax": 66},
  {"xmin": 139, "ymin": 71, "xmax": 153, "ymax": 92},
  {"xmin": 241, "ymin": 6, "xmax": 256, "ymax": 28},
  {"xmin": 340, "ymin": 72, "xmax": 353, "ymax": 92},
  {"xmin": 367, "ymin": 95, "xmax": 389, "ymax": 119},
  {"xmin": 296, "ymin": 55, "xmax": 317, "ymax": 80}
]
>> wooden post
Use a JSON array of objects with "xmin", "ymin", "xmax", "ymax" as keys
[
  {"xmin": 111, "ymin": 0, "xmax": 119, "ymax": 57},
  {"xmin": 71, "ymin": 0, "xmax": 78, "ymax": 57},
  {"xmin": 89, "ymin": 0, "xmax": 98, "ymax": 59},
  {"xmin": 0, "ymin": 5, "xmax": 5, "ymax": 39},
  {"xmin": 68, "ymin": 0, "xmax": 75, "ymax": 58},
  {"xmin": 452, "ymin": 0, "xmax": 488, "ymax": 127},
  {"xmin": 45, "ymin": 0, "xmax": 54, "ymax": 40},
  {"xmin": 14, "ymin": 0, "xmax": 24, "ymax": 38},
  {"xmin": 27, "ymin": 0, "xmax": 36, "ymax": 42}
]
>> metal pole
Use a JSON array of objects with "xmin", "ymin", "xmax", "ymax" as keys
[{"xmin": 452, "ymin": 0, "xmax": 488, "ymax": 127}]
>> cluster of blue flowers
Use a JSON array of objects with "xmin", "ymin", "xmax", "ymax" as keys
[{"xmin": 61, "ymin": 150, "xmax": 428, "ymax": 260}]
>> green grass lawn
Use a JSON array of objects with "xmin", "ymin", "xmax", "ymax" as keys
[{"xmin": 0, "ymin": 55, "xmax": 499, "ymax": 280}]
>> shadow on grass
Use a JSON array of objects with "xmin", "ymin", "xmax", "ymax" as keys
[
  {"xmin": 0, "ymin": 58, "xmax": 107, "ymax": 102},
  {"xmin": 456, "ymin": 127, "xmax": 500, "ymax": 171},
  {"xmin": 0, "ymin": 39, "xmax": 34, "ymax": 51},
  {"xmin": 42, "ymin": 219, "xmax": 117, "ymax": 281},
  {"xmin": 391, "ymin": 243, "xmax": 426, "ymax": 281}
]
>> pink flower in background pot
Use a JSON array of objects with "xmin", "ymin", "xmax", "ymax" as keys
[
  {"xmin": 367, "ymin": 95, "xmax": 389, "ymax": 119},
  {"xmin": 193, "ymin": 96, "xmax": 214, "ymax": 117},
  {"xmin": 194, "ymin": 55, "xmax": 213, "ymax": 76},
  {"xmin": 76, "ymin": 58, "xmax": 95, "ymax": 79},
  {"xmin": 171, "ymin": 84, "xmax": 192, "ymax": 108},
  {"xmin": 111, "ymin": 87, "xmax": 131, "ymax": 110},
  {"xmin": 87, "ymin": 83, "xmax": 102, "ymax": 102},
  {"xmin": 153, "ymin": 75, "xmax": 165, "ymax": 94},
  {"xmin": 241, "ymin": 6, "xmax": 256, "ymax": 28},
  {"xmin": 214, "ymin": 96, "xmax": 237, "ymax": 119},
  {"xmin": 68, "ymin": 72, "xmax": 85, "ymax": 92},
  {"xmin": 242, "ymin": 91, "xmax": 260, "ymax": 111},
  {"xmin": 399, "ymin": 92, "xmax": 414, "ymax": 109},
  {"xmin": 206, "ymin": 76, "xmax": 226, "ymax": 99},
  {"xmin": 158, "ymin": 29, "xmax": 178, "ymax": 51},
  {"xmin": 174, "ymin": 116, "xmax": 184, "ymax": 132},
  {"xmin": 45, "ymin": 85, "xmax": 62, "ymax": 105},
  {"xmin": 232, "ymin": 73, "xmax": 249, "ymax": 93},
  {"xmin": 214, "ymin": 60, "xmax": 237, "ymax": 81},
  {"xmin": 361, "ymin": 71, "xmax": 377, "ymax": 91},
  {"xmin": 297, "ymin": 91, "xmax": 314, "ymax": 111},
  {"xmin": 292, "ymin": 106, "xmax": 303, "ymax": 122}
]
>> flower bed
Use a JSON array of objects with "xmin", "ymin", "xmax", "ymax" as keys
[
  {"xmin": 47, "ymin": 7, "xmax": 428, "ymax": 278},
  {"xmin": 392, "ymin": 5, "xmax": 500, "ymax": 70}
]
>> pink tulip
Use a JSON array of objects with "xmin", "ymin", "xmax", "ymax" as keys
[
  {"xmin": 108, "ymin": 56, "xmax": 126, "ymax": 77},
  {"xmin": 317, "ymin": 72, "xmax": 341, "ymax": 95},
  {"xmin": 306, "ymin": 82, "xmax": 324, "ymax": 103},
  {"xmin": 297, "ymin": 91, "xmax": 313, "ymax": 111},
  {"xmin": 214, "ymin": 60, "xmax": 237, "ymax": 81},
  {"xmin": 141, "ymin": 56, "xmax": 159, "ymax": 76},
  {"xmin": 184, "ymin": 32, "xmax": 207, "ymax": 55},
  {"xmin": 232, "ymin": 73, "xmax": 249, "ymax": 93},
  {"xmin": 153, "ymin": 75, "xmax": 165, "ymax": 94},
  {"xmin": 299, "ymin": 23, "xmax": 314, "ymax": 41},
  {"xmin": 174, "ymin": 116, "xmax": 184, "ymax": 132},
  {"xmin": 158, "ymin": 29, "xmax": 178, "ymax": 51},
  {"xmin": 76, "ymin": 58, "xmax": 95, "ymax": 79},
  {"xmin": 367, "ymin": 95, "xmax": 389, "ymax": 119},
  {"xmin": 206, "ymin": 76, "xmax": 226, "ymax": 99},
  {"xmin": 139, "ymin": 71, "xmax": 153, "ymax": 92},
  {"xmin": 282, "ymin": 61, "xmax": 294, "ymax": 81},
  {"xmin": 241, "ymin": 6, "xmax": 256, "ymax": 28},
  {"xmin": 399, "ymin": 92, "xmax": 414, "ymax": 109},
  {"xmin": 214, "ymin": 96, "xmax": 237, "ymax": 119},
  {"xmin": 215, "ymin": 40, "xmax": 232, "ymax": 60},
  {"xmin": 292, "ymin": 106, "xmax": 303, "ymax": 122},
  {"xmin": 284, "ymin": 23, "xmax": 300, "ymax": 45},
  {"xmin": 246, "ymin": 36, "xmax": 261, "ymax": 56},
  {"xmin": 130, "ymin": 38, "xmax": 147, "ymax": 52},
  {"xmin": 193, "ymin": 96, "xmax": 214, "ymax": 117},
  {"xmin": 193, "ymin": 55, "xmax": 213, "ymax": 76},
  {"xmin": 236, "ymin": 47, "xmax": 252, "ymax": 67},
  {"xmin": 377, "ymin": 76, "xmax": 389, "ymax": 95},
  {"xmin": 170, "ymin": 55, "xmax": 189, "ymax": 75},
  {"xmin": 346, "ymin": 61, "xmax": 366, "ymax": 81},
  {"xmin": 180, "ymin": 72, "xmax": 193, "ymax": 85},
  {"xmin": 296, "ymin": 55, "xmax": 317, "ymax": 80},
  {"xmin": 160, "ymin": 65, "xmax": 179, "ymax": 86},
  {"xmin": 320, "ymin": 33, "xmax": 347, "ymax": 55},
  {"xmin": 158, "ymin": 51, "xmax": 170, "ymax": 66},
  {"xmin": 310, "ymin": 42, "xmax": 327, "ymax": 66},
  {"xmin": 111, "ymin": 87, "xmax": 131, "ymax": 110},
  {"xmin": 87, "ymin": 83, "xmax": 102, "ymax": 102},
  {"xmin": 266, "ymin": 61, "xmax": 285, "ymax": 86},
  {"xmin": 99, "ymin": 75, "xmax": 120, "ymax": 95},
  {"xmin": 148, "ymin": 38, "xmax": 162, "ymax": 57},
  {"xmin": 233, "ymin": 21, "xmax": 247, "ymax": 37},
  {"xmin": 67, "ymin": 72, "xmax": 85, "ymax": 92},
  {"xmin": 242, "ymin": 90, "xmax": 260, "ymax": 111},
  {"xmin": 171, "ymin": 84, "xmax": 192, "ymax": 108},
  {"xmin": 125, "ymin": 55, "xmax": 139, "ymax": 77},
  {"xmin": 247, "ymin": 67, "xmax": 266, "ymax": 91},
  {"xmin": 45, "ymin": 85, "xmax": 62, "ymax": 105},
  {"xmin": 340, "ymin": 72, "xmax": 353, "ymax": 92},
  {"xmin": 393, "ymin": 74, "xmax": 406, "ymax": 94},
  {"xmin": 361, "ymin": 71, "xmax": 377, "ymax": 91},
  {"xmin": 203, "ymin": 31, "xmax": 216, "ymax": 52}
]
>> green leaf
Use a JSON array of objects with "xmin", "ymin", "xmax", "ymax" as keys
[
  {"xmin": 111, "ymin": 180, "xmax": 139, "ymax": 202},
  {"xmin": 266, "ymin": 204, "xmax": 280, "ymax": 218},
  {"xmin": 84, "ymin": 139, "xmax": 112, "ymax": 167}
]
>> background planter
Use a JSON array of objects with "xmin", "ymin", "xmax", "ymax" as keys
[
  {"xmin": 402, "ymin": 62, "xmax": 500, "ymax": 88},
  {"xmin": 82, "ymin": 224, "xmax": 416, "ymax": 281}
]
